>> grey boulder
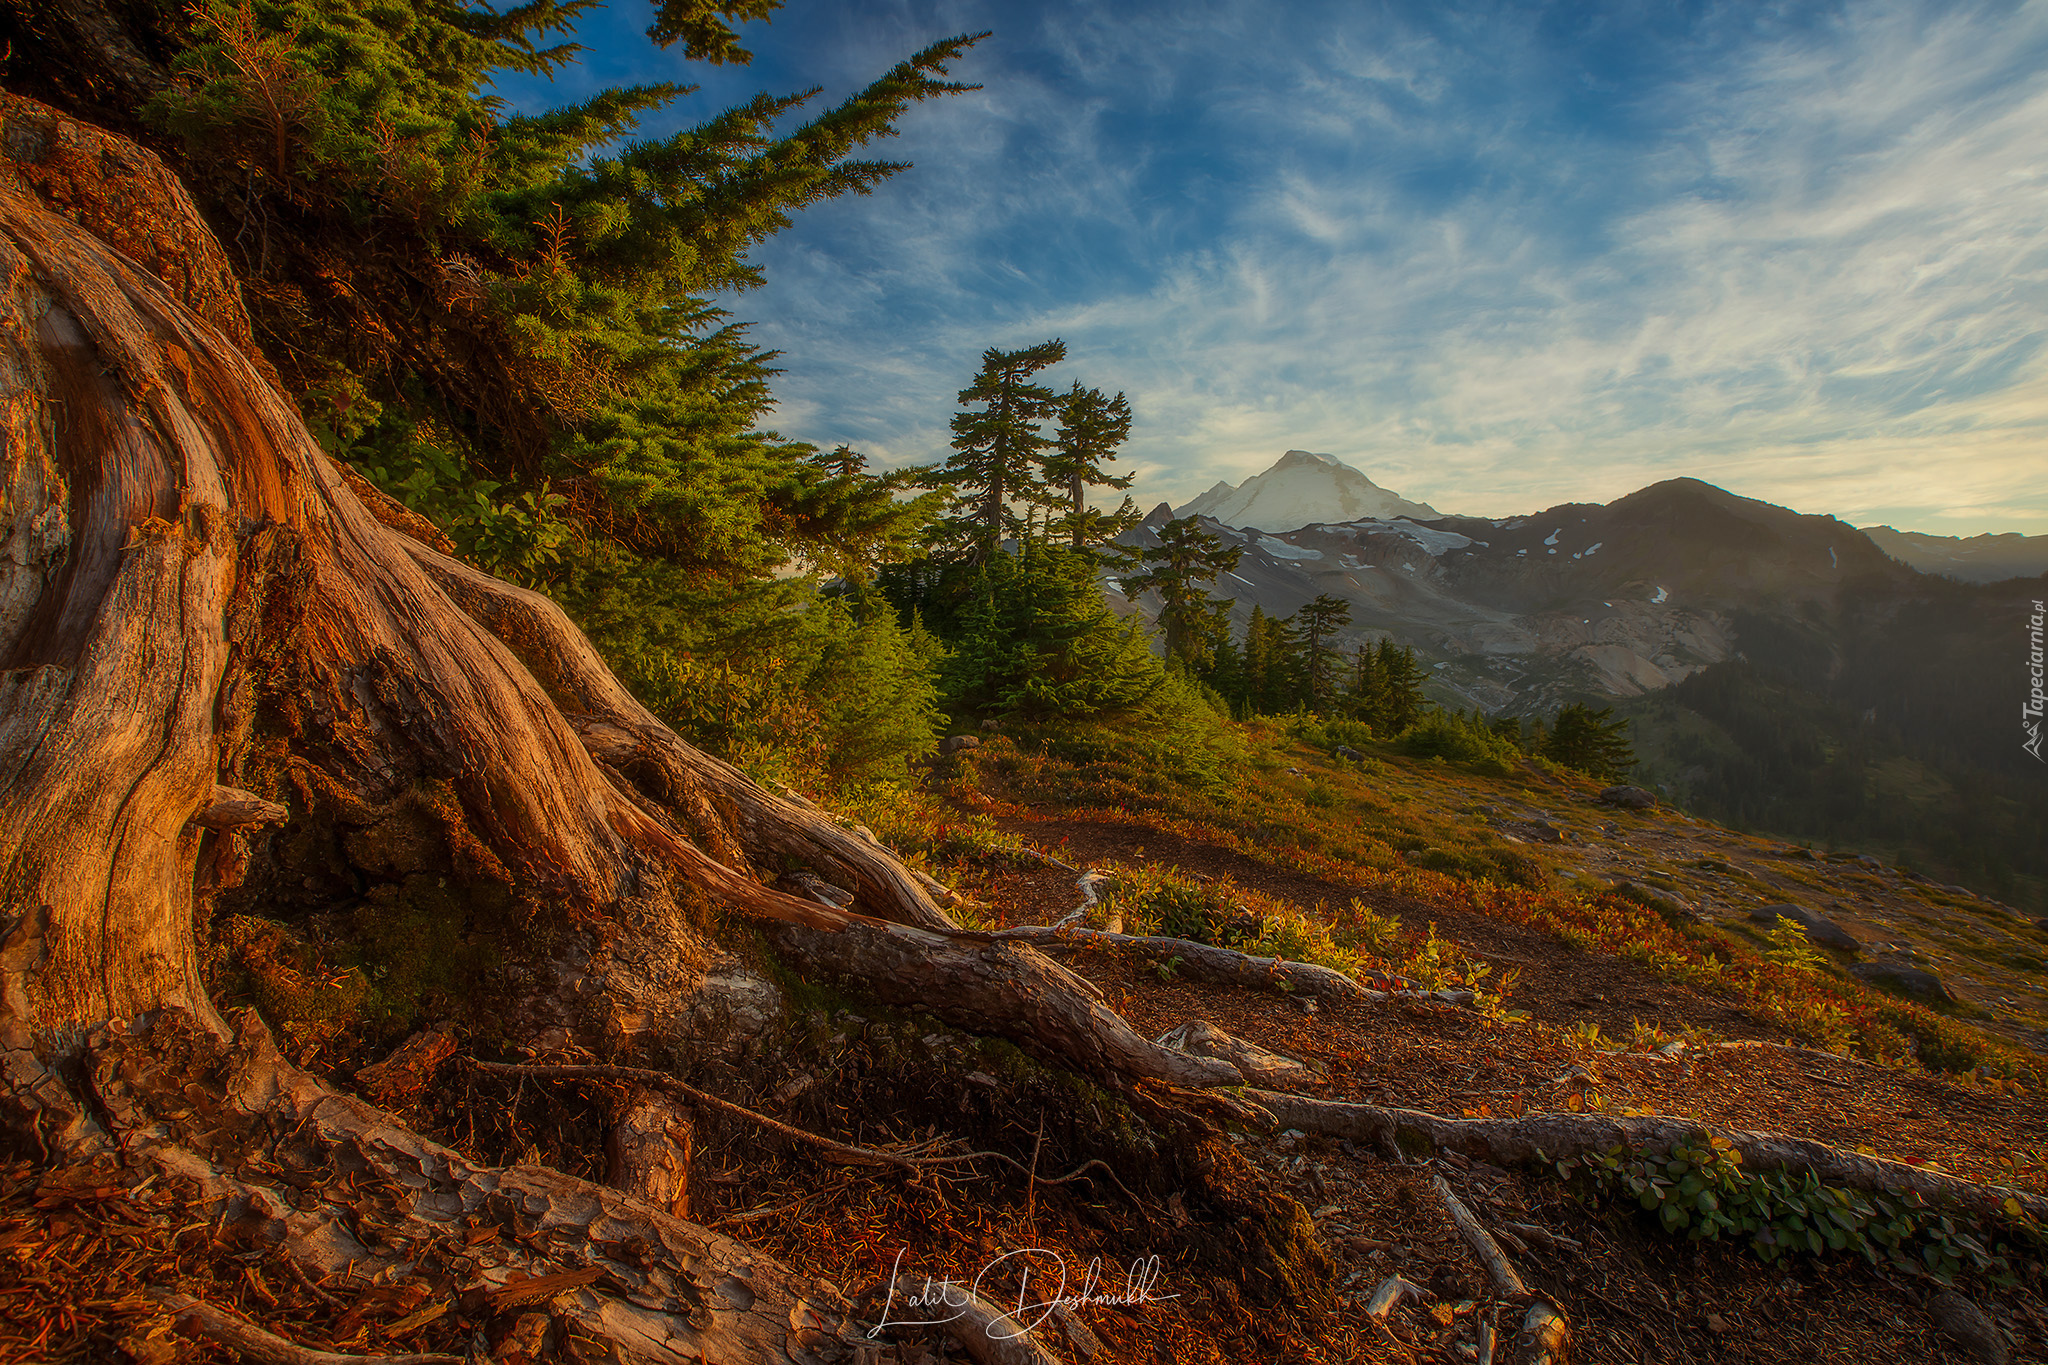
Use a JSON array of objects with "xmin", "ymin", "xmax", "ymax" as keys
[
  {"xmin": 1748, "ymin": 902, "xmax": 1860, "ymax": 952},
  {"xmin": 1850, "ymin": 959, "xmax": 1956, "ymax": 1004}
]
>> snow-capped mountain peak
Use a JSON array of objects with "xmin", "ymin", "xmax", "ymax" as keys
[{"xmin": 1173, "ymin": 450, "xmax": 1440, "ymax": 532}]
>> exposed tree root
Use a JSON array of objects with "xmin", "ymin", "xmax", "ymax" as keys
[
  {"xmin": 8, "ymin": 1010, "xmax": 879, "ymax": 1364},
  {"xmin": 150, "ymin": 1292, "xmax": 464, "ymax": 1365},
  {"xmin": 762, "ymin": 918, "xmax": 1242, "ymax": 1090},
  {"xmin": 1244, "ymin": 1089, "xmax": 2048, "ymax": 1223},
  {"xmin": 986, "ymin": 924, "xmax": 1387, "ymax": 998},
  {"xmin": 1156, "ymin": 1019, "xmax": 1317, "ymax": 1088}
]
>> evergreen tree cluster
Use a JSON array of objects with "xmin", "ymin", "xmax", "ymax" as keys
[
  {"xmin": 1204, "ymin": 607, "xmax": 1427, "ymax": 728},
  {"xmin": 2, "ymin": 0, "xmax": 987, "ymax": 786},
  {"xmin": 909, "ymin": 340, "xmax": 1141, "ymax": 556}
]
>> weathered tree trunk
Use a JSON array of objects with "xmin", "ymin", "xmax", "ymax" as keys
[
  {"xmin": 0, "ymin": 93, "xmax": 1302, "ymax": 1362},
  {"xmin": 0, "ymin": 90, "xmax": 1226, "ymax": 1094}
]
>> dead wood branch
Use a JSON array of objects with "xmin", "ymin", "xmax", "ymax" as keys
[
  {"xmin": 151, "ymin": 1291, "xmax": 464, "ymax": 1365},
  {"xmin": 1245, "ymin": 1090, "xmax": 2048, "ymax": 1224},
  {"xmin": 1157, "ymin": 1019, "xmax": 1316, "ymax": 1089},
  {"xmin": 1432, "ymin": 1173, "xmax": 1529, "ymax": 1299},
  {"xmin": 1363, "ymin": 1275, "xmax": 1429, "ymax": 1319}
]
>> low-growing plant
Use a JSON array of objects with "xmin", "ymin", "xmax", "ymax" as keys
[
  {"xmin": 1763, "ymin": 920, "xmax": 1826, "ymax": 972},
  {"xmin": 1547, "ymin": 1136, "xmax": 2040, "ymax": 1286}
]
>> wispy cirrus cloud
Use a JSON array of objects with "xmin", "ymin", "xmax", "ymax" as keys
[{"xmin": 515, "ymin": 0, "xmax": 2048, "ymax": 533}]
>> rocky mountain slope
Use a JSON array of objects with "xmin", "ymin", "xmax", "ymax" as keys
[
  {"xmin": 1864, "ymin": 526, "xmax": 2048, "ymax": 584},
  {"xmin": 1116, "ymin": 456, "xmax": 2046, "ymax": 907}
]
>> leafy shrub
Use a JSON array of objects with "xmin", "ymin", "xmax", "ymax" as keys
[
  {"xmin": 1394, "ymin": 709, "xmax": 1524, "ymax": 769},
  {"xmin": 1550, "ymin": 1136, "xmax": 2038, "ymax": 1285}
]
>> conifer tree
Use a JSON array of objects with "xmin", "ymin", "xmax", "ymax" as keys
[
  {"xmin": 1045, "ymin": 382, "xmax": 1139, "ymax": 551},
  {"xmin": 1241, "ymin": 605, "xmax": 1273, "ymax": 714},
  {"xmin": 1, "ymin": 0, "xmax": 982, "ymax": 767},
  {"xmin": 1293, "ymin": 593, "xmax": 1353, "ymax": 710},
  {"xmin": 1546, "ymin": 703, "xmax": 1637, "ymax": 780},
  {"xmin": 1122, "ymin": 517, "xmax": 1243, "ymax": 668},
  {"xmin": 1374, "ymin": 637, "xmax": 1429, "ymax": 733},
  {"xmin": 939, "ymin": 523, "xmax": 1162, "ymax": 720},
  {"xmin": 920, "ymin": 339, "xmax": 1067, "ymax": 553}
]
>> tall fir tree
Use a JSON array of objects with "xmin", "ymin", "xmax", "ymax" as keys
[
  {"xmin": 1121, "ymin": 517, "xmax": 1243, "ymax": 668},
  {"xmin": 918, "ymin": 339, "xmax": 1067, "ymax": 554},
  {"xmin": 1545, "ymin": 703, "xmax": 1637, "ymax": 780},
  {"xmin": 1044, "ymin": 382, "xmax": 1139, "ymax": 552},
  {"xmin": 1292, "ymin": 594, "xmax": 1353, "ymax": 710}
]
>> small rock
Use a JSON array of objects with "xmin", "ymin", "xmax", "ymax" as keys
[
  {"xmin": 938, "ymin": 734, "xmax": 981, "ymax": 755},
  {"xmin": 1598, "ymin": 785, "xmax": 1656, "ymax": 809},
  {"xmin": 1334, "ymin": 745, "xmax": 1365, "ymax": 761},
  {"xmin": 1704, "ymin": 1312, "xmax": 1730, "ymax": 1334},
  {"xmin": 1929, "ymin": 1288, "xmax": 2011, "ymax": 1365}
]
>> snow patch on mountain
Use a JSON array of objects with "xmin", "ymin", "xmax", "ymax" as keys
[
  {"xmin": 1344, "ymin": 520, "xmax": 1474, "ymax": 555},
  {"xmin": 1257, "ymin": 536, "xmax": 1325, "ymax": 561}
]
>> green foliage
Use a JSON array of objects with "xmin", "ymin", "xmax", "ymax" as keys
[
  {"xmin": 1045, "ymin": 383, "xmax": 1139, "ymax": 552},
  {"xmin": 1762, "ymin": 920, "xmax": 1827, "ymax": 972},
  {"xmin": 1290, "ymin": 716, "xmax": 1376, "ymax": 753},
  {"xmin": 72, "ymin": 0, "xmax": 985, "ymax": 784},
  {"xmin": 1122, "ymin": 517, "xmax": 1242, "ymax": 669},
  {"xmin": 936, "ymin": 529, "xmax": 1166, "ymax": 722},
  {"xmin": 1293, "ymin": 594, "xmax": 1353, "ymax": 708},
  {"xmin": 1102, "ymin": 866, "xmax": 1247, "ymax": 945},
  {"xmin": 624, "ymin": 584, "xmax": 943, "ymax": 789},
  {"xmin": 1545, "ymin": 702, "xmax": 1637, "ymax": 781},
  {"xmin": 1344, "ymin": 638, "xmax": 1428, "ymax": 734},
  {"xmin": 1549, "ymin": 1137, "xmax": 2038, "ymax": 1286},
  {"xmin": 915, "ymin": 339, "xmax": 1069, "ymax": 552},
  {"xmin": 1395, "ymin": 708, "xmax": 1524, "ymax": 774}
]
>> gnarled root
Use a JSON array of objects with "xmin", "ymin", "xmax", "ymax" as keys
[
  {"xmin": 14, "ymin": 1009, "xmax": 875, "ymax": 1365},
  {"xmin": 1245, "ymin": 1090, "xmax": 2048, "ymax": 1223}
]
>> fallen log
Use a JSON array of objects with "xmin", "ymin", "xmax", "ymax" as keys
[{"xmin": 1244, "ymin": 1091, "xmax": 2048, "ymax": 1224}]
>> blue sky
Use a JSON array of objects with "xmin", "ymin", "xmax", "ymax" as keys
[{"xmin": 506, "ymin": 0, "xmax": 2048, "ymax": 534}]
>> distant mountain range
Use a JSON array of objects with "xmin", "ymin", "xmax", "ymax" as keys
[
  {"xmin": 1116, "ymin": 452, "xmax": 2046, "ymax": 902},
  {"xmin": 1861, "ymin": 525, "xmax": 2048, "ymax": 584}
]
